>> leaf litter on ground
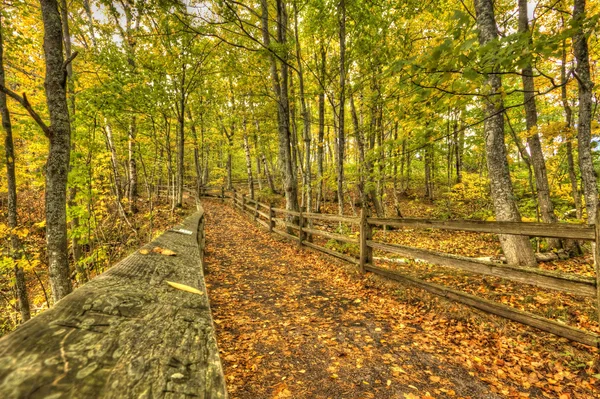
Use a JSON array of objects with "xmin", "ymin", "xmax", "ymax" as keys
[{"xmin": 202, "ymin": 199, "xmax": 600, "ymax": 399}]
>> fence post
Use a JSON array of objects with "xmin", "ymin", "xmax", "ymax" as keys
[
  {"xmin": 242, "ymin": 194, "xmax": 246, "ymax": 214},
  {"xmin": 200, "ymin": 215, "xmax": 207, "ymax": 274},
  {"xmin": 269, "ymin": 204, "xmax": 274, "ymax": 232},
  {"xmin": 221, "ymin": 186, "xmax": 225, "ymax": 203},
  {"xmin": 254, "ymin": 201, "xmax": 259, "ymax": 221},
  {"xmin": 359, "ymin": 208, "xmax": 372, "ymax": 274},
  {"xmin": 298, "ymin": 208, "xmax": 304, "ymax": 246}
]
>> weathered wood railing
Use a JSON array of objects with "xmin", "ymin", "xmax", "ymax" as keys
[
  {"xmin": 202, "ymin": 187, "xmax": 600, "ymax": 348},
  {"xmin": 0, "ymin": 202, "xmax": 227, "ymax": 398}
]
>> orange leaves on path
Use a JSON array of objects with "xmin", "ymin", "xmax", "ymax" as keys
[
  {"xmin": 203, "ymin": 200, "xmax": 598, "ymax": 398},
  {"xmin": 203, "ymin": 201, "xmax": 489, "ymax": 398}
]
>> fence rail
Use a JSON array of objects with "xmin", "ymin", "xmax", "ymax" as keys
[
  {"xmin": 0, "ymin": 199, "xmax": 227, "ymax": 397},
  {"xmin": 200, "ymin": 186, "xmax": 600, "ymax": 348}
]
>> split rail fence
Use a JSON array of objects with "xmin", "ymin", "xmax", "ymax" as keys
[{"xmin": 201, "ymin": 187, "xmax": 600, "ymax": 348}]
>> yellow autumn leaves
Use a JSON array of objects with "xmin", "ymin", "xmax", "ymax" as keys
[
  {"xmin": 137, "ymin": 246, "xmax": 203, "ymax": 295},
  {"xmin": 139, "ymin": 247, "xmax": 176, "ymax": 256},
  {"xmin": 166, "ymin": 281, "xmax": 203, "ymax": 295}
]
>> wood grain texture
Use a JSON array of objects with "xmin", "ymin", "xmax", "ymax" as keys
[
  {"xmin": 367, "ymin": 240, "xmax": 596, "ymax": 297},
  {"xmin": 367, "ymin": 217, "xmax": 595, "ymax": 240},
  {"xmin": 0, "ymin": 211, "xmax": 227, "ymax": 399}
]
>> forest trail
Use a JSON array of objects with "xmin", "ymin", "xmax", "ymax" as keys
[{"xmin": 203, "ymin": 199, "xmax": 501, "ymax": 399}]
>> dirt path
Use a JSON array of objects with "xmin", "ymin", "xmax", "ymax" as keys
[{"xmin": 203, "ymin": 200, "xmax": 506, "ymax": 398}]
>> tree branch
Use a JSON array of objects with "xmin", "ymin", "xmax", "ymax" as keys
[
  {"xmin": 63, "ymin": 51, "xmax": 79, "ymax": 71},
  {"xmin": 0, "ymin": 86, "xmax": 52, "ymax": 138}
]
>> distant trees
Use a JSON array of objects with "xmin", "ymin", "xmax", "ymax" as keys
[{"xmin": 0, "ymin": 16, "xmax": 30, "ymax": 321}]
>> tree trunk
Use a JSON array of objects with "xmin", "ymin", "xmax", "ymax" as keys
[
  {"xmin": 351, "ymin": 95, "xmax": 366, "ymax": 206},
  {"xmin": 293, "ymin": 3, "xmax": 312, "ymax": 212},
  {"xmin": 188, "ymin": 110, "xmax": 203, "ymax": 198},
  {"xmin": 243, "ymin": 120, "xmax": 254, "ymax": 199},
  {"xmin": 572, "ymin": 0, "xmax": 597, "ymax": 224},
  {"xmin": 392, "ymin": 122, "xmax": 402, "ymax": 216},
  {"xmin": 41, "ymin": 0, "xmax": 74, "ymax": 300},
  {"xmin": 561, "ymin": 37, "xmax": 582, "ymax": 220},
  {"xmin": 289, "ymin": 73, "xmax": 300, "ymax": 187},
  {"xmin": 261, "ymin": 0, "xmax": 299, "ymax": 214},
  {"xmin": 474, "ymin": 0, "xmax": 536, "ymax": 267},
  {"xmin": 454, "ymin": 119, "xmax": 463, "ymax": 184},
  {"xmin": 316, "ymin": 45, "xmax": 326, "ymax": 212},
  {"xmin": 253, "ymin": 126, "xmax": 263, "ymax": 192},
  {"xmin": 175, "ymin": 62, "xmax": 188, "ymax": 208},
  {"xmin": 518, "ymin": 0, "xmax": 560, "ymax": 249},
  {"xmin": 129, "ymin": 116, "xmax": 138, "ymax": 212},
  {"xmin": 227, "ymin": 137, "xmax": 233, "ymax": 191},
  {"xmin": 103, "ymin": 123, "xmax": 123, "ymax": 204},
  {"xmin": 262, "ymin": 154, "xmax": 276, "ymax": 193},
  {"xmin": 365, "ymin": 101, "xmax": 384, "ymax": 217},
  {"xmin": 424, "ymin": 144, "xmax": 434, "ymax": 201},
  {"xmin": 59, "ymin": 0, "xmax": 83, "ymax": 267},
  {"xmin": 82, "ymin": 0, "xmax": 96, "ymax": 46},
  {"xmin": 0, "ymin": 18, "xmax": 30, "ymax": 321},
  {"xmin": 336, "ymin": 0, "xmax": 346, "ymax": 215}
]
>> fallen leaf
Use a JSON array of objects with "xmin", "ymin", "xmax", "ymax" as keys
[
  {"xmin": 161, "ymin": 249, "xmax": 177, "ymax": 256},
  {"xmin": 166, "ymin": 281, "xmax": 203, "ymax": 295},
  {"xmin": 139, "ymin": 249, "xmax": 149, "ymax": 255}
]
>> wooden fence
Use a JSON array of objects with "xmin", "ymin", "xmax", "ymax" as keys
[
  {"xmin": 202, "ymin": 187, "xmax": 600, "ymax": 349},
  {"xmin": 0, "ymin": 200, "xmax": 227, "ymax": 398}
]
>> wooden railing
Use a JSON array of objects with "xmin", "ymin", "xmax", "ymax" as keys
[
  {"xmin": 202, "ymin": 187, "xmax": 600, "ymax": 348},
  {"xmin": 0, "ymin": 201, "xmax": 227, "ymax": 398}
]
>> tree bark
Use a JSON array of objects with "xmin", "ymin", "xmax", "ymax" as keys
[
  {"xmin": 518, "ymin": 0, "xmax": 560, "ymax": 249},
  {"xmin": 293, "ymin": 2, "xmax": 312, "ymax": 212},
  {"xmin": 351, "ymin": 94, "xmax": 366, "ymax": 206},
  {"xmin": 189, "ymin": 109, "xmax": 203, "ymax": 197},
  {"xmin": 561, "ymin": 36, "xmax": 582, "ymax": 220},
  {"xmin": 572, "ymin": 0, "xmax": 597, "ymax": 224},
  {"xmin": 128, "ymin": 116, "xmax": 138, "ymax": 212},
  {"xmin": 243, "ymin": 119, "xmax": 255, "ymax": 199},
  {"xmin": 253, "ymin": 125, "xmax": 263, "ymax": 192},
  {"xmin": 262, "ymin": 154, "xmax": 276, "ymax": 193},
  {"xmin": 41, "ymin": 0, "xmax": 73, "ymax": 300},
  {"xmin": 365, "ymin": 93, "xmax": 384, "ymax": 217},
  {"xmin": 424, "ymin": 143, "xmax": 434, "ymax": 201},
  {"xmin": 336, "ymin": 0, "xmax": 346, "ymax": 215},
  {"xmin": 474, "ymin": 0, "xmax": 536, "ymax": 267},
  {"xmin": 59, "ymin": 0, "xmax": 83, "ymax": 268},
  {"xmin": 316, "ymin": 45, "xmax": 326, "ymax": 212},
  {"xmin": 103, "ymin": 122, "xmax": 123, "ymax": 204},
  {"xmin": 82, "ymin": 0, "xmax": 96, "ymax": 47},
  {"xmin": 175, "ymin": 62, "xmax": 187, "ymax": 208},
  {"xmin": 277, "ymin": 0, "xmax": 299, "ymax": 214},
  {"xmin": 261, "ymin": 0, "xmax": 299, "ymax": 213},
  {"xmin": 0, "ymin": 17, "xmax": 30, "ymax": 321}
]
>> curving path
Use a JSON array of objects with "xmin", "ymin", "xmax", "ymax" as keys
[{"xmin": 203, "ymin": 199, "xmax": 502, "ymax": 399}]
